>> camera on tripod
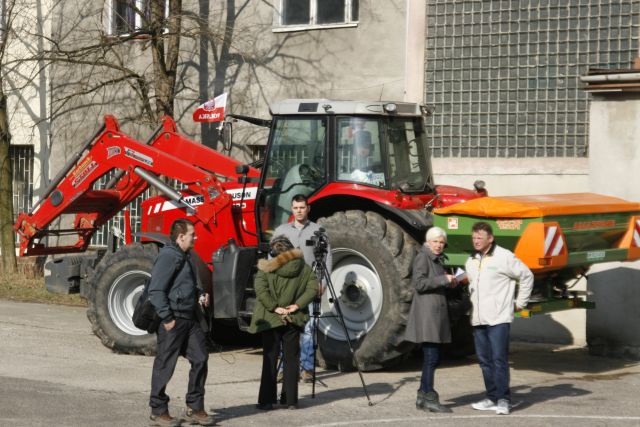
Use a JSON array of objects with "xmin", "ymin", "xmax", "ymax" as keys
[{"xmin": 306, "ymin": 228, "xmax": 329, "ymax": 259}]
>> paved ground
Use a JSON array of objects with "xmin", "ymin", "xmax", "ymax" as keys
[{"xmin": 1, "ymin": 299, "xmax": 640, "ymax": 426}]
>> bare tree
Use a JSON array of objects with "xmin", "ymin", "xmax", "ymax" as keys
[{"xmin": 0, "ymin": 0, "xmax": 19, "ymax": 273}]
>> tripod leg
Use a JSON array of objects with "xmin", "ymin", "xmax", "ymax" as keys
[
  {"xmin": 318, "ymin": 260, "xmax": 373, "ymax": 406},
  {"xmin": 311, "ymin": 300, "xmax": 320, "ymax": 398}
]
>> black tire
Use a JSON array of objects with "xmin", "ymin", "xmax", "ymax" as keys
[
  {"xmin": 86, "ymin": 243, "xmax": 159, "ymax": 355},
  {"xmin": 317, "ymin": 210, "xmax": 418, "ymax": 371}
]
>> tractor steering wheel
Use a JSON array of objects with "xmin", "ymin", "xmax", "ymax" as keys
[{"xmin": 298, "ymin": 163, "xmax": 323, "ymax": 183}]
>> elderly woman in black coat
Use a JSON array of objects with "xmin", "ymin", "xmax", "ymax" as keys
[{"xmin": 403, "ymin": 226, "xmax": 457, "ymax": 413}]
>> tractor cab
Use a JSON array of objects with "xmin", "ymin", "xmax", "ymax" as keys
[{"xmin": 255, "ymin": 99, "xmax": 436, "ymax": 241}]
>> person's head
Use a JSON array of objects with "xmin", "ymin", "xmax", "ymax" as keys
[
  {"xmin": 170, "ymin": 218, "xmax": 196, "ymax": 252},
  {"xmin": 471, "ymin": 221, "xmax": 494, "ymax": 254},
  {"xmin": 291, "ymin": 194, "xmax": 310, "ymax": 224},
  {"xmin": 354, "ymin": 131, "xmax": 372, "ymax": 157},
  {"xmin": 353, "ymin": 117, "xmax": 366, "ymax": 130},
  {"xmin": 269, "ymin": 235, "xmax": 294, "ymax": 257},
  {"xmin": 425, "ymin": 226, "xmax": 447, "ymax": 255}
]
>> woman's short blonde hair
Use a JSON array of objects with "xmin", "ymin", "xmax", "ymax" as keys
[{"xmin": 425, "ymin": 226, "xmax": 447, "ymax": 242}]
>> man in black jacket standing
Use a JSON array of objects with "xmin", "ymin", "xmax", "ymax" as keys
[{"xmin": 148, "ymin": 218, "xmax": 215, "ymax": 426}]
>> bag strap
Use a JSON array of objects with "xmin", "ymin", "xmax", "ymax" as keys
[{"xmin": 145, "ymin": 250, "xmax": 187, "ymax": 294}]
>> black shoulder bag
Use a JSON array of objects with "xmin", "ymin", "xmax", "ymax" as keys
[{"xmin": 132, "ymin": 256, "xmax": 186, "ymax": 334}]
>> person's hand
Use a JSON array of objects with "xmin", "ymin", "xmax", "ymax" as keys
[
  {"xmin": 199, "ymin": 293, "xmax": 210, "ymax": 308},
  {"xmin": 285, "ymin": 304, "xmax": 300, "ymax": 313},
  {"xmin": 163, "ymin": 319, "xmax": 176, "ymax": 331},
  {"xmin": 445, "ymin": 274, "xmax": 458, "ymax": 287},
  {"xmin": 275, "ymin": 307, "xmax": 288, "ymax": 315},
  {"xmin": 318, "ymin": 285, "xmax": 326, "ymax": 296},
  {"xmin": 514, "ymin": 303, "xmax": 524, "ymax": 312}
]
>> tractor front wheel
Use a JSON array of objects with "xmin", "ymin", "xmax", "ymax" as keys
[{"xmin": 86, "ymin": 243, "xmax": 159, "ymax": 355}]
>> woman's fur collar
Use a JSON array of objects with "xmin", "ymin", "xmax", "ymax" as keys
[{"xmin": 258, "ymin": 249, "xmax": 304, "ymax": 273}]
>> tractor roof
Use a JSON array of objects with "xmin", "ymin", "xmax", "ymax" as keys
[{"xmin": 269, "ymin": 99, "xmax": 423, "ymax": 116}]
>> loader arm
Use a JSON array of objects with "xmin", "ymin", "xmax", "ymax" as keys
[{"xmin": 14, "ymin": 115, "xmax": 238, "ymax": 256}]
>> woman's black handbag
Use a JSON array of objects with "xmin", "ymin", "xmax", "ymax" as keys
[
  {"xmin": 132, "ymin": 279, "xmax": 161, "ymax": 333},
  {"xmin": 446, "ymin": 286, "xmax": 472, "ymax": 325}
]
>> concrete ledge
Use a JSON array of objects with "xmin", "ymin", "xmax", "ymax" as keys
[{"xmin": 433, "ymin": 157, "xmax": 590, "ymax": 196}]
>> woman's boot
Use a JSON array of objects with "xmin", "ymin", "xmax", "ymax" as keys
[{"xmin": 417, "ymin": 390, "xmax": 452, "ymax": 413}]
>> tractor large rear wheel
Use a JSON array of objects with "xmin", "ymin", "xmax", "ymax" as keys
[
  {"xmin": 86, "ymin": 243, "xmax": 158, "ymax": 355},
  {"xmin": 317, "ymin": 211, "xmax": 418, "ymax": 371}
]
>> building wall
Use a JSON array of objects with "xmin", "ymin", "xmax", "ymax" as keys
[
  {"xmin": 586, "ymin": 96, "xmax": 640, "ymax": 358},
  {"xmin": 6, "ymin": 0, "xmax": 52, "ymax": 202},
  {"xmin": 46, "ymin": 0, "xmax": 420, "ymax": 174}
]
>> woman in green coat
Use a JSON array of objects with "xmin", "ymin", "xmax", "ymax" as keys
[{"xmin": 249, "ymin": 235, "xmax": 318, "ymax": 410}]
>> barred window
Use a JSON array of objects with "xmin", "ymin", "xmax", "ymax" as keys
[
  {"xmin": 425, "ymin": 0, "xmax": 639, "ymax": 158},
  {"xmin": 10, "ymin": 145, "xmax": 34, "ymax": 222}
]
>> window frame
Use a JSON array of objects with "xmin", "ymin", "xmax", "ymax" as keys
[
  {"xmin": 273, "ymin": 0, "xmax": 359, "ymax": 33},
  {"xmin": 104, "ymin": 0, "xmax": 169, "ymax": 37}
]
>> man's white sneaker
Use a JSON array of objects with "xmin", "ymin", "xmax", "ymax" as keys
[
  {"xmin": 471, "ymin": 398, "xmax": 496, "ymax": 411},
  {"xmin": 496, "ymin": 399, "xmax": 510, "ymax": 415}
]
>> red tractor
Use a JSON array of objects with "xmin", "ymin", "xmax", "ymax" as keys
[{"xmin": 15, "ymin": 99, "xmax": 485, "ymax": 370}]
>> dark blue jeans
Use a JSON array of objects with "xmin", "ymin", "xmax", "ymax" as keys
[
  {"xmin": 419, "ymin": 342, "xmax": 441, "ymax": 393},
  {"xmin": 473, "ymin": 323, "xmax": 511, "ymax": 402}
]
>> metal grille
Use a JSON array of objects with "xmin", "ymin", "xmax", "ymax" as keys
[
  {"xmin": 425, "ymin": 0, "xmax": 640, "ymax": 157},
  {"xmin": 90, "ymin": 176, "xmax": 186, "ymax": 248},
  {"xmin": 11, "ymin": 145, "xmax": 34, "ymax": 220},
  {"xmin": 90, "ymin": 173, "xmax": 150, "ymax": 247}
]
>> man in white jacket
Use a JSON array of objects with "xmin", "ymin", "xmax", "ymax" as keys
[{"xmin": 465, "ymin": 221, "xmax": 533, "ymax": 415}]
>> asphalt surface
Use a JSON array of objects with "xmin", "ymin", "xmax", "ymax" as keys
[{"xmin": 1, "ymin": 300, "xmax": 640, "ymax": 426}]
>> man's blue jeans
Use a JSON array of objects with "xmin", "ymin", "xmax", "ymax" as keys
[
  {"xmin": 473, "ymin": 323, "xmax": 511, "ymax": 402},
  {"xmin": 299, "ymin": 319, "xmax": 315, "ymax": 371}
]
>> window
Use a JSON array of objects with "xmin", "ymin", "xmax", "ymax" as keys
[
  {"xmin": 10, "ymin": 145, "xmax": 34, "ymax": 223},
  {"xmin": 258, "ymin": 117, "xmax": 326, "ymax": 237},
  {"xmin": 105, "ymin": 0, "xmax": 168, "ymax": 36},
  {"xmin": 275, "ymin": 0, "xmax": 359, "ymax": 31}
]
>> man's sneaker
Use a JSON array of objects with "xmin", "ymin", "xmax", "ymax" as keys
[
  {"xmin": 471, "ymin": 398, "xmax": 497, "ymax": 411},
  {"xmin": 300, "ymin": 369, "xmax": 314, "ymax": 383},
  {"xmin": 149, "ymin": 412, "xmax": 181, "ymax": 427},
  {"xmin": 184, "ymin": 407, "xmax": 216, "ymax": 426},
  {"xmin": 496, "ymin": 399, "xmax": 510, "ymax": 415}
]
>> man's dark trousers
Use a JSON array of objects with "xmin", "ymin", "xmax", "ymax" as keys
[
  {"xmin": 473, "ymin": 323, "xmax": 511, "ymax": 402},
  {"xmin": 150, "ymin": 318, "xmax": 208, "ymax": 415},
  {"xmin": 259, "ymin": 325, "xmax": 300, "ymax": 406}
]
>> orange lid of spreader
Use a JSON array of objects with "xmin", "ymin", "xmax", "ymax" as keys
[{"xmin": 434, "ymin": 193, "xmax": 640, "ymax": 218}]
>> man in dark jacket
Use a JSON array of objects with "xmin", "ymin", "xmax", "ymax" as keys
[{"xmin": 148, "ymin": 219, "xmax": 215, "ymax": 427}]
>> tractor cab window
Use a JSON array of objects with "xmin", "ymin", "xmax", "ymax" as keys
[
  {"xmin": 386, "ymin": 118, "xmax": 434, "ymax": 193},
  {"xmin": 259, "ymin": 117, "xmax": 327, "ymax": 238},
  {"xmin": 336, "ymin": 117, "xmax": 386, "ymax": 187}
]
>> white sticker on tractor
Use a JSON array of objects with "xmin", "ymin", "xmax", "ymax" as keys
[
  {"xmin": 125, "ymin": 147, "xmax": 154, "ymax": 167},
  {"xmin": 226, "ymin": 187, "xmax": 257, "ymax": 201},
  {"xmin": 151, "ymin": 188, "xmax": 258, "ymax": 213},
  {"xmin": 448, "ymin": 217, "xmax": 459, "ymax": 230}
]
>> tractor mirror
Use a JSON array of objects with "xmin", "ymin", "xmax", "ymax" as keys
[{"xmin": 222, "ymin": 121, "xmax": 233, "ymax": 151}]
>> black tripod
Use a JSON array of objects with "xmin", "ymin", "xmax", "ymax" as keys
[{"xmin": 309, "ymin": 246, "xmax": 373, "ymax": 406}]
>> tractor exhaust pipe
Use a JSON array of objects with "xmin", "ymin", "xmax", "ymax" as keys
[{"xmin": 133, "ymin": 167, "xmax": 195, "ymax": 210}]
